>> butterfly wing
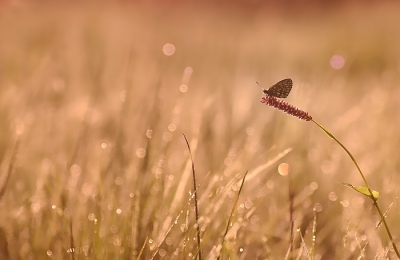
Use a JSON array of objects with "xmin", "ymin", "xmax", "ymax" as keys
[{"xmin": 264, "ymin": 78, "xmax": 293, "ymax": 98}]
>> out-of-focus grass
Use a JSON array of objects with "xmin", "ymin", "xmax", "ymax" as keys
[{"xmin": 1, "ymin": 2, "xmax": 400, "ymax": 259}]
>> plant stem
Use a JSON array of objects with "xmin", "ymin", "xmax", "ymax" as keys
[
  {"xmin": 311, "ymin": 119, "xmax": 400, "ymax": 258},
  {"xmin": 183, "ymin": 134, "xmax": 202, "ymax": 260}
]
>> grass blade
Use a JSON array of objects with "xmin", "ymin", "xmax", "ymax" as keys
[
  {"xmin": 182, "ymin": 133, "xmax": 202, "ymax": 260},
  {"xmin": 217, "ymin": 170, "xmax": 249, "ymax": 260}
]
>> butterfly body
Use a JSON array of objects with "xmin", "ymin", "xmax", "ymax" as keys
[{"xmin": 262, "ymin": 78, "xmax": 293, "ymax": 98}]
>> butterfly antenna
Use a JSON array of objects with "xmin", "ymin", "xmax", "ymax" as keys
[{"xmin": 256, "ymin": 82, "xmax": 266, "ymax": 92}]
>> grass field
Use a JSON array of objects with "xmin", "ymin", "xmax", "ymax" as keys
[{"xmin": 1, "ymin": 1, "xmax": 400, "ymax": 259}]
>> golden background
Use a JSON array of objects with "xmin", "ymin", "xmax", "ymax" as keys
[{"xmin": 0, "ymin": 1, "xmax": 399, "ymax": 259}]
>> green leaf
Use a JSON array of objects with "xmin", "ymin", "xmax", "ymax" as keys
[{"xmin": 340, "ymin": 183, "xmax": 380, "ymax": 200}]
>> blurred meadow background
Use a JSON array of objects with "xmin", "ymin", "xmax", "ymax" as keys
[{"xmin": 1, "ymin": 1, "xmax": 400, "ymax": 259}]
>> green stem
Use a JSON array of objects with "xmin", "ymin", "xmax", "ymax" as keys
[{"xmin": 311, "ymin": 119, "xmax": 399, "ymax": 258}]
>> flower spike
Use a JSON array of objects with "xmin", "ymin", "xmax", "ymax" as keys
[{"xmin": 260, "ymin": 94, "xmax": 312, "ymax": 121}]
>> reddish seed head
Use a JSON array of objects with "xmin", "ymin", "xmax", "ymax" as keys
[{"xmin": 260, "ymin": 94, "xmax": 312, "ymax": 121}]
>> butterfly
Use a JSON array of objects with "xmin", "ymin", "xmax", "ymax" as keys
[{"xmin": 257, "ymin": 78, "xmax": 293, "ymax": 98}]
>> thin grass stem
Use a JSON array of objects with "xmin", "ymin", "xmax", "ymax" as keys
[
  {"xmin": 217, "ymin": 171, "xmax": 249, "ymax": 260},
  {"xmin": 183, "ymin": 134, "xmax": 202, "ymax": 260},
  {"xmin": 311, "ymin": 119, "xmax": 400, "ymax": 258},
  {"xmin": 298, "ymin": 229, "xmax": 310, "ymax": 259},
  {"xmin": 260, "ymin": 91, "xmax": 399, "ymax": 258},
  {"xmin": 69, "ymin": 218, "xmax": 75, "ymax": 260},
  {"xmin": 137, "ymin": 235, "xmax": 148, "ymax": 260},
  {"xmin": 310, "ymin": 208, "xmax": 317, "ymax": 260},
  {"xmin": 0, "ymin": 138, "xmax": 20, "ymax": 199},
  {"xmin": 311, "ymin": 120, "xmax": 372, "ymax": 195},
  {"xmin": 151, "ymin": 171, "xmax": 210, "ymax": 260}
]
